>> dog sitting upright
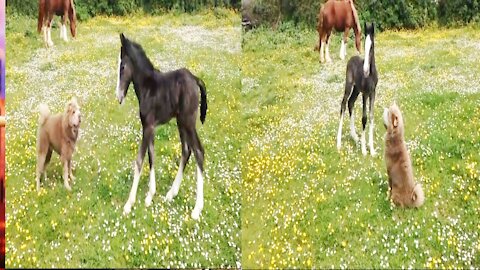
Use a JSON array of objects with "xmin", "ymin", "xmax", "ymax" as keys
[
  {"xmin": 36, "ymin": 97, "xmax": 81, "ymax": 192},
  {"xmin": 383, "ymin": 102, "xmax": 424, "ymax": 208}
]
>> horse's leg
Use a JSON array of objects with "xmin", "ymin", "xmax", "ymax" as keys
[
  {"xmin": 187, "ymin": 128, "xmax": 205, "ymax": 220},
  {"xmin": 325, "ymin": 32, "xmax": 332, "ymax": 62},
  {"xmin": 47, "ymin": 15, "xmax": 54, "ymax": 47},
  {"xmin": 144, "ymin": 135, "xmax": 155, "ymax": 207},
  {"xmin": 337, "ymin": 73, "xmax": 354, "ymax": 150},
  {"xmin": 340, "ymin": 29, "xmax": 349, "ymax": 60},
  {"xmin": 348, "ymin": 85, "xmax": 360, "ymax": 143},
  {"xmin": 60, "ymin": 15, "xmax": 68, "ymax": 42},
  {"xmin": 165, "ymin": 123, "xmax": 191, "ymax": 202},
  {"xmin": 123, "ymin": 125, "xmax": 153, "ymax": 215},
  {"xmin": 361, "ymin": 93, "xmax": 368, "ymax": 156},
  {"xmin": 320, "ymin": 36, "xmax": 325, "ymax": 63},
  {"xmin": 368, "ymin": 92, "xmax": 377, "ymax": 156}
]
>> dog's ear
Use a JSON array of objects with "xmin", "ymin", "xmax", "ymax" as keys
[{"xmin": 392, "ymin": 113, "xmax": 398, "ymax": 128}]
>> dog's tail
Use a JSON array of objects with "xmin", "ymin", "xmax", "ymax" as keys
[
  {"xmin": 38, "ymin": 103, "xmax": 50, "ymax": 126},
  {"xmin": 196, "ymin": 77, "xmax": 207, "ymax": 124},
  {"xmin": 411, "ymin": 183, "xmax": 425, "ymax": 208}
]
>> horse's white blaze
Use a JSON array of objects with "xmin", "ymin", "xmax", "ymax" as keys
[
  {"xmin": 191, "ymin": 165, "xmax": 204, "ymax": 220},
  {"xmin": 165, "ymin": 161, "xmax": 184, "ymax": 202},
  {"xmin": 369, "ymin": 117, "xmax": 376, "ymax": 156},
  {"xmin": 337, "ymin": 113, "xmax": 344, "ymax": 150},
  {"xmin": 361, "ymin": 129, "xmax": 367, "ymax": 156},
  {"xmin": 116, "ymin": 53, "xmax": 123, "ymax": 104},
  {"xmin": 145, "ymin": 168, "xmax": 155, "ymax": 207},
  {"xmin": 363, "ymin": 34, "xmax": 372, "ymax": 77},
  {"xmin": 349, "ymin": 112, "xmax": 359, "ymax": 142},
  {"xmin": 124, "ymin": 162, "xmax": 141, "ymax": 215}
]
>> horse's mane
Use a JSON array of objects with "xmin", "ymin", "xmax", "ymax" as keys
[{"xmin": 128, "ymin": 41, "xmax": 155, "ymax": 72}]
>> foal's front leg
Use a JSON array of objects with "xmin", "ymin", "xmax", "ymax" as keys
[
  {"xmin": 145, "ymin": 140, "xmax": 155, "ymax": 207},
  {"xmin": 124, "ymin": 126, "xmax": 153, "ymax": 215},
  {"xmin": 360, "ymin": 94, "xmax": 368, "ymax": 156}
]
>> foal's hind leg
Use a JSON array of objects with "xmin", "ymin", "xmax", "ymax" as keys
[
  {"xmin": 348, "ymin": 86, "xmax": 360, "ymax": 143},
  {"xmin": 337, "ymin": 76, "xmax": 354, "ymax": 150},
  {"xmin": 165, "ymin": 124, "xmax": 191, "ymax": 202},
  {"xmin": 187, "ymin": 129, "xmax": 205, "ymax": 220},
  {"xmin": 124, "ymin": 125, "xmax": 154, "ymax": 215}
]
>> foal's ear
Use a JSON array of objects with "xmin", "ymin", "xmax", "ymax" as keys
[{"xmin": 120, "ymin": 33, "xmax": 127, "ymax": 46}]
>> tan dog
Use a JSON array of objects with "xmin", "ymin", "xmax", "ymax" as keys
[
  {"xmin": 36, "ymin": 97, "xmax": 81, "ymax": 192},
  {"xmin": 383, "ymin": 103, "xmax": 424, "ymax": 207}
]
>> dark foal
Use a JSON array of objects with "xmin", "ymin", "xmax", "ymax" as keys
[
  {"xmin": 116, "ymin": 33, "xmax": 208, "ymax": 220},
  {"xmin": 336, "ymin": 22, "xmax": 378, "ymax": 156}
]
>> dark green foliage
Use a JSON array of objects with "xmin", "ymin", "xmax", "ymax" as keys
[
  {"xmin": 243, "ymin": 0, "xmax": 480, "ymax": 30},
  {"xmin": 7, "ymin": 0, "xmax": 241, "ymax": 20}
]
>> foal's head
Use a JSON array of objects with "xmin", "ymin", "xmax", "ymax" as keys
[
  {"xmin": 116, "ymin": 33, "xmax": 134, "ymax": 104},
  {"xmin": 363, "ymin": 22, "xmax": 375, "ymax": 77}
]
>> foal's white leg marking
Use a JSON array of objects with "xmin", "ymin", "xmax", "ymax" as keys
[
  {"xmin": 326, "ymin": 38, "xmax": 332, "ymax": 62},
  {"xmin": 340, "ymin": 39, "xmax": 346, "ymax": 60},
  {"xmin": 145, "ymin": 168, "xmax": 155, "ymax": 207},
  {"xmin": 320, "ymin": 41, "xmax": 325, "ymax": 63},
  {"xmin": 361, "ymin": 129, "xmax": 367, "ymax": 156},
  {"xmin": 336, "ymin": 113, "xmax": 344, "ymax": 151},
  {"xmin": 369, "ymin": 117, "xmax": 376, "ymax": 156},
  {"xmin": 349, "ymin": 112, "xmax": 359, "ymax": 143},
  {"xmin": 191, "ymin": 165, "xmax": 204, "ymax": 220},
  {"xmin": 165, "ymin": 161, "xmax": 184, "ymax": 202},
  {"xmin": 363, "ymin": 34, "xmax": 372, "ymax": 77},
  {"xmin": 123, "ymin": 162, "xmax": 141, "ymax": 215}
]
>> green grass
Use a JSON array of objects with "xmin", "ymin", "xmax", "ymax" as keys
[
  {"xmin": 6, "ymin": 10, "xmax": 241, "ymax": 268},
  {"xmin": 241, "ymin": 25, "xmax": 480, "ymax": 268}
]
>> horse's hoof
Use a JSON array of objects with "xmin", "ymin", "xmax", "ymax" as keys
[{"xmin": 64, "ymin": 184, "xmax": 72, "ymax": 191}]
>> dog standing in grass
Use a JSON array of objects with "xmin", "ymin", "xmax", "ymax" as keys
[
  {"xmin": 36, "ymin": 97, "xmax": 81, "ymax": 192},
  {"xmin": 383, "ymin": 103, "xmax": 424, "ymax": 207}
]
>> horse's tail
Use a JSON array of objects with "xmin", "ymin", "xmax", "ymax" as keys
[
  {"xmin": 38, "ymin": 103, "xmax": 50, "ymax": 126},
  {"xmin": 194, "ymin": 77, "xmax": 207, "ymax": 124},
  {"xmin": 37, "ymin": 0, "xmax": 45, "ymax": 33},
  {"xmin": 349, "ymin": 0, "xmax": 361, "ymax": 33}
]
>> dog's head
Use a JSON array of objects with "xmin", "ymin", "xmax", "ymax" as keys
[
  {"xmin": 411, "ymin": 183, "xmax": 425, "ymax": 207},
  {"xmin": 383, "ymin": 102, "xmax": 404, "ymax": 137},
  {"xmin": 66, "ymin": 97, "xmax": 81, "ymax": 129}
]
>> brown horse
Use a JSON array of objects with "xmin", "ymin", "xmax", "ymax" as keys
[
  {"xmin": 316, "ymin": 0, "xmax": 361, "ymax": 63},
  {"xmin": 37, "ymin": 0, "xmax": 77, "ymax": 47}
]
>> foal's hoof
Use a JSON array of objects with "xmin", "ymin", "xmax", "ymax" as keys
[
  {"xmin": 191, "ymin": 208, "xmax": 202, "ymax": 220},
  {"xmin": 145, "ymin": 193, "xmax": 154, "ymax": 207},
  {"xmin": 123, "ymin": 201, "xmax": 133, "ymax": 216},
  {"xmin": 165, "ymin": 189, "xmax": 175, "ymax": 202}
]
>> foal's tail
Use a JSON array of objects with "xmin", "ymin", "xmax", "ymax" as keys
[
  {"xmin": 37, "ymin": 0, "xmax": 45, "ymax": 33},
  {"xmin": 196, "ymin": 78, "xmax": 207, "ymax": 124},
  {"xmin": 38, "ymin": 103, "xmax": 50, "ymax": 126}
]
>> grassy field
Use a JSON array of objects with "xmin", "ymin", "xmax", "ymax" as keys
[
  {"xmin": 241, "ymin": 24, "xmax": 480, "ymax": 268},
  {"xmin": 6, "ymin": 10, "xmax": 241, "ymax": 268}
]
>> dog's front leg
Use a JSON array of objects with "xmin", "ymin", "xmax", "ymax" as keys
[
  {"xmin": 63, "ymin": 159, "xmax": 72, "ymax": 191},
  {"xmin": 68, "ymin": 160, "xmax": 76, "ymax": 183}
]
